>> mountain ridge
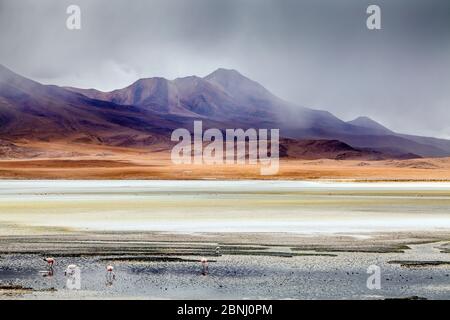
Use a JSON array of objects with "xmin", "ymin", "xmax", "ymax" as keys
[{"xmin": 1, "ymin": 64, "xmax": 449, "ymax": 158}]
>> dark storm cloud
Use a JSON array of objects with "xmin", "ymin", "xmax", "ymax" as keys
[{"xmin": 0, "ymin": 0, "xmax": 449, "ymax": 138}]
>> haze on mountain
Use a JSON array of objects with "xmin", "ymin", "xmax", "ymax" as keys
[
  {"xmin": 1, "ymin": 63, "xmax": 450, "ymax": 159},
  {"xmin": 2, "ymin": 0, "xmax": 449, "ymax": 142}
]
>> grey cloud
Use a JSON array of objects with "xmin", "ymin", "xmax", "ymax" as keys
[{"xmin": 0, "ymin": 0, "xmax": 449, "ymax": 138}]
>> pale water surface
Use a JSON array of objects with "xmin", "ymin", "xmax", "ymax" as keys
[{"xmin": 0, "ymin": 180, "xmax": 449, "ymax": 234}]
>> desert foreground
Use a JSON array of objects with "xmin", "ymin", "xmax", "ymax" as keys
[{"xmin": 1, "ymin": 141, "xmax": 450, "ymax": 180}]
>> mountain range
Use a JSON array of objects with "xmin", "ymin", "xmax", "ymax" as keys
[{"xmin": 1, "ymin": 63, "xmax": 450, "ymax": 160}]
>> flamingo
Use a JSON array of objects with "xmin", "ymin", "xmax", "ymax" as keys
[
  {"xmin": 41, "ymin": 257, "xmax": 55, "ymax": 277},
  {"xmin": 64, "ymin": 264, "xmax": 81, "ymax": 290},
  {"xmin": 200, "ymin": 257, "xmax": 208, "ymax": 275},
  {"xmin": 106, "ymin": 265, "xmax": 116, "ymax": 281},
  {"xmin": 44, "ymin": 257, "xmax": 55, "ymax": 268}
]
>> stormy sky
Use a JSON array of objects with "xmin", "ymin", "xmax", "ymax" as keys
[{"xmin": 0, "ymin": 0, "xmax": 449, "ymax": 138}]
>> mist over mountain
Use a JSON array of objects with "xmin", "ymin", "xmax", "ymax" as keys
[{"xmin": 1, "ymin": 64, "xmax": 450, "ymax": 158}]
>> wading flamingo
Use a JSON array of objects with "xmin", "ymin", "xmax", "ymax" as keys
[
  {"xmin": 64, "ymin": 264, "xmax": 81, "ymax": 289},
  {"xmin": 200, "ymin": 257, "xmax": 208, "ymax": 275},
  {"xmin": 106, "ymin": 265, "xmax": 116, "ymax": 284},
  {"xmin": 44, "ymin": 257, "xmax": 55, "ymax": 268},
  {"xmin": 41, "ymin": 257, "xmax": 55, "ymax": 277}
]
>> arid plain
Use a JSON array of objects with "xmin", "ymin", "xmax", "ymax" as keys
[{"xmin": 1, "ymin": 141, "xmax": 450, "ymax": 181}]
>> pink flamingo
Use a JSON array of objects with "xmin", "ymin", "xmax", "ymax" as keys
[
  {"xmin": 200, "ymin": 257, "xmax": 208, "ymax": 275},
  {"xmin": 41, "ymin": 257, "xmax": 55, "ymax": 277},
  {"xmin": 106, "ymin": 265, "xmax": 116, "ymax": 284},
  {"xmin": 44, "ymin": 257, "xmax": 55, "ymax": 268}
]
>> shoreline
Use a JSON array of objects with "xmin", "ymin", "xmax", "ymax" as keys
[{"xmin": 2, "ymin": 178, "xmax": 450, "ymax": 182}]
